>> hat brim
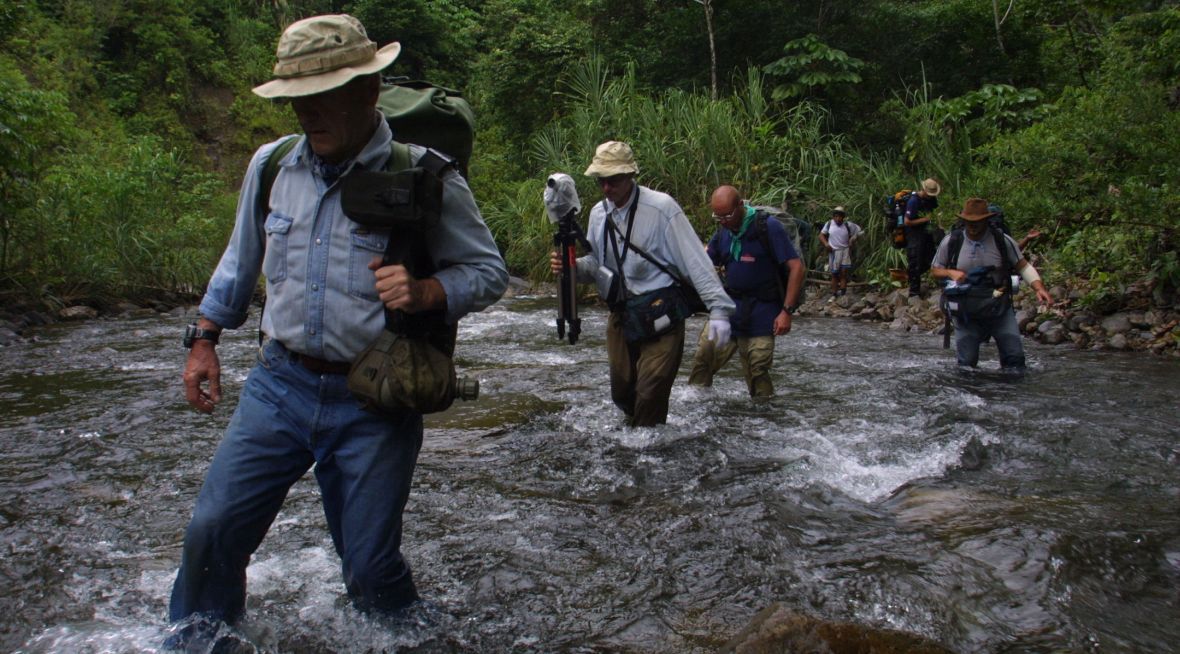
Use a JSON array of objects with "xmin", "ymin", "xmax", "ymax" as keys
[
  {"xmin": 958, "ymin": 211, "xmax": 994, "ymax": 222},
  {"xmin": 252, "ymin": 42, "xmax": 401, "ymax": 99},
  {"xmin": 583, "ymin": 164, "xmax": 637, "ymax": 177}
]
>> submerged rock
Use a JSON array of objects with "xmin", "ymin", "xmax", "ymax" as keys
[{"xmin": 721, "ymin": 603, "xmax": 954, "ymax": 654}]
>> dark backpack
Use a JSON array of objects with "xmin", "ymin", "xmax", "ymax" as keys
[
  {"xmin": 884, "ymin": 189, "xmax": 912, "ymax": 249},
  {"xmin": 752, "ymin": 212, "xmax": 805, "ymax": 306},
  {"xmin": 376, "ymin": 78, "xmax": 475, "ymax": 177}
]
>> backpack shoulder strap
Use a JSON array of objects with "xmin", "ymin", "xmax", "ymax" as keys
[
  {"xmin": 256, "ymin": 135, "xmax": 300, "ymax": 219},
  {"xmin": 946, "ymin": 229, "xmax": 965, "ymax": 269},
  {"xmin": 388, "ymin": 141, "xmax": 458, "ymax": 177}
]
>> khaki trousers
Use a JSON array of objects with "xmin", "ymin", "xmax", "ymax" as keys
[
  {"xmin": 687, "ymin": 322, "xmax": 776, "ymax": 397},
  {"xmin": 606, "ymin": 311, "xmax": 686, "ymax": 426}
]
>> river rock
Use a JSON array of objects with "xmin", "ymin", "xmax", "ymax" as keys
[
  {"xmin": 1042, "ymin": 326, "xmax": 1067, "ymax": 345},
  {"xmin": 0, "ymin": 327, "xmax": 18, "ymax": 346},
  {"xmin": 59, "ymin": 305, "xmax": 98, "ymax": 321},
  {"xmin": 1100, "ymin": 313, "xmax": 1132, "ymax": 334},
  {"xmin": 24, "ymin": 310, "xmax": 52, "ymax": 326},
  {"xmin": 1067, "ymin": 313, "xmax": 1095, "ymax": 332},
  {"xmin": 1015, "ymin": 309, "xmax": 1033, "ymax": 331},
  {"xmin": 1109, "ymin": 333, "xmax": 1129, "ymax": 350},
  {"xmin": 1037, "ymin": 320, "xmax": 1061, "ymax": 335},
  {"xmin": 720, "ymin": 603, "xmax": 953, "ymax": 654}
]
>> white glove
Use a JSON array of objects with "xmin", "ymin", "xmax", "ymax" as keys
[{"xmin": 706, "ymin": 319, "xmax": 731, "ymax": 348}]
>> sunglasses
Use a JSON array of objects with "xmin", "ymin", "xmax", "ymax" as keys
[
  {"xmin": 712, "ymin": 205, "xmax": 743, "ymax": 221},
  {"xmin": 597, "ymin": 174, "xmax": 631, "ymax": 187}
]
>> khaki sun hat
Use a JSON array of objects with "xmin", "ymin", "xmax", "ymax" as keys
[
  {"xmin": 832, "ymin": 206, "xmax": 846, "ymax": 215},
  {"xmin": 921, "ymin": 178, "xmax": 942, "ymax": 196},
  {"xmin": 583, "ymin": 141, "xmax": 640, "ymax": 177},
  {"xmin": 958, "ymin": 197, "xmax": 996, "ymax": 222},
  {"xmin": 252, "ymin": 14, "xmax": 401, "ymax": 99}
]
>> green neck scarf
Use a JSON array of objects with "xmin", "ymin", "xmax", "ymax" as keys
[{"xmin": 729, "ymin": 205, "xmax": 757, "ymax": 261}]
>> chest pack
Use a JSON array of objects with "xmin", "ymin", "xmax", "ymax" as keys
[
  {"xmin": 255, "ymin": 81, "xmax": 478, "ymax": 414},
  {"xmin": 942, "ymin": 225, "xmax": 1017, "ymax": 322}
]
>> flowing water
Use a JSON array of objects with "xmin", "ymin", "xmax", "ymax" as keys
[{"xmin": 1, "ymin": 296, "xmax": 1178, "ymax": 653}]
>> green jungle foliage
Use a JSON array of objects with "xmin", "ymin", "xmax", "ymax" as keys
[{"xmin": 1, "ymin": 0, "xmax": 1177, "ymax": 311}]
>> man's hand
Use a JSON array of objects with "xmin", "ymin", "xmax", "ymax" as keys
[
  {"xmin": 183, "ymin": 342, "xmax": 221, "ymax": 414},
  {"xmin": 773, "ymin": 310, "xmax": 793, "ymax": 336},
  {"xmin": 1033, "ymin": 283, "xmax": 1054, "ymax": 306},
  {"xmin": 370, "ymin": 258, "xmax": 446, "ymax": 313},
  {"xmin": 549, "ymin": 250, "xmax": 563, "ymax": 275},
  {"xmin": 943, "ymin": 269, "xmax": 968, "ymax": 283}
]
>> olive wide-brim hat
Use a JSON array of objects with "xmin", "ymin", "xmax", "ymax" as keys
[{"xmin": 252, "ymin": 14, "xmax": 401, "ymax": 99}]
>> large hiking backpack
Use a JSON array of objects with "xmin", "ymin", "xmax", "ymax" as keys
[
  {"xmin": 883, "ymin": 189, "xmax": 912, "ymax": 249},
  {"xmin": 751, "ymin": 211, "xmax": 806, "ymax": 306},
  {"xmin": 376, "ymin": 78, "xmax": 475, "ymax": 177}
]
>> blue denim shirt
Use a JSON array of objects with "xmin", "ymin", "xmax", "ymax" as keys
[{"xmin": 200, "ymin": 116, "xmax": 508, "ymax": 361}]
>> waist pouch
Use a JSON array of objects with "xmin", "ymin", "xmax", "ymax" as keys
[
  {"xmin": 943, "ymin": 285, "xmax": 1011, "ymax": 321},
  {"xmin": 348, "ymin": 330, "xmax": 462, "ymax": 415},
  {"xmin": 621, "ymin": 285, "xmax": 692, "ymax": 343}
]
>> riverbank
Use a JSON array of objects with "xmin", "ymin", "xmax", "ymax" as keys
[
  {"xmin": 801, "ymin": 277, "xmax": 1180, "ymax": 357},
  {"xmin": 1, "ymin": 277, "xmax": 1177, "ymax": 358}
]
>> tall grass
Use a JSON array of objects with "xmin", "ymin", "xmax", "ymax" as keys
[
  {"xmin": 485, "ymin": 55, "xmax": 917, "ymax": 285},
  {"xmin": 8, "ymin": 134, "xmax": 232, "ymax": 305}
]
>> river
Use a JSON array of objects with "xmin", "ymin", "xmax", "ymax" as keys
[{"xmin": 1, "ymin": 296, "xmax": 1178, "ymax": 653}]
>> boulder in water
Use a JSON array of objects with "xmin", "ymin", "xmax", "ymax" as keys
[{"xmin": 721, "ymin": 603, "xmax": 954, "ymax": 654}]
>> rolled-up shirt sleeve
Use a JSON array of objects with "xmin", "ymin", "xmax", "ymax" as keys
[
  {"xmin": 198, "ymin": 145, "xmax": 273, "ymax": 330},
  {"xmin": 427, "ymin": 169, "xmax": 509, "ymax": 323},
  {"xmin": 665, "ymin": 210, "xmax": 735, "ymax": 319}
]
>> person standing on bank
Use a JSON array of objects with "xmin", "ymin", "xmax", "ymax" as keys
[
  {"xmin": 549, "ymin": 141, "xmax": 734, "ymax": 426},
  {"xmin": 170, "ymin": 13, "xmax": 507, "ymax": 636},
  {"xmin": 686, "ymin": 185, "xmax": 804, "ymax": 397},
  {"xmin": 903, "ymin": 178, "xmax": 941, "ymax": 297},
  {"xmin": 818, "ymin": 205, "xmax": 861, "ymax": 298},
  {"xmin": 931, "ymin": 198, "xmax": 1052, "ymax": 370}
]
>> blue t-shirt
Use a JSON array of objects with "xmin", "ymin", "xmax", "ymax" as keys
[
  {"xmin": 706, "ymin": 214, "xmax": 799, "ymax": 336},
  {"xmin": 904, "ymin": 193, "xmax": 938, "ymax": 232}
]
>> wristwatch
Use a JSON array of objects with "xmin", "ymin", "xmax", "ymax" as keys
[
  {"xmin": 783, "ymin": 304, "xmax": 799, "ymax": 315},
  {"xmin": 183, "ymin": 323, "xmax": 220, "ymax": 348}
]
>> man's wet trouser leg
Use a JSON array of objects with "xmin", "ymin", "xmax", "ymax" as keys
[
  {"xmin": 607, "ymin": 312, "xmax": 685, "ymax": 426},
  {"xmin": 687, "ymin": 320, "xmax": 737, "ymax": 386},
  {"xmin": 169, "ymin": 341, "xmax": 422, "ymax": 624},
  {"xmin": 736, "ymin": 335, "xmax": 776, "ymax": 397},
  {"xmin": 991, "ymin": 309, "xmax": 1027, "ymax": 371}
]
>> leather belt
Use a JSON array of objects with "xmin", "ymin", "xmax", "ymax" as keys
[{"xmin": 294, "ymin": 353, "xmax": 352, "ymax": 375}]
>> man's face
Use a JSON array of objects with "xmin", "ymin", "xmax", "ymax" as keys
[
  {"xmin": 832, "ymin": 213, "xmax": 845, "ymax": 225},
  {"xmin": 712, "ymin": 198, "xmax": 744, "ymax": 233},
  {"xmin": 291, "ymin": 77, "xmax": 379, "ymax": 164},
  {"xmin": 964, "ymin": 219, "xmax": 988, "ymax": 240},
  {"xmin": 597, "ymin": 174, "xmax": 635, "ymax": 207}
]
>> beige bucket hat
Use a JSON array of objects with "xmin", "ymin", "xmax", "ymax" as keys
[
  {"xmin": 921, "ymin": 178, "xmax": 942, "ymax": 196},
  {"xmin": 583, "ymin": 141, "xmax": 640, "ymax": 177},
  {"xmin": 252, "ymin": 14, "xmax": 401, "ymax": 99}
]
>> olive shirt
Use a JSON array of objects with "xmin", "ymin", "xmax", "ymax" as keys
[
  {"xmin": 199, "ymin": 115, "xmax": 508, "ymax": 362},
  {"xmin": 575, "ymin": 183, "xmax": 734, "ymax": 320}
]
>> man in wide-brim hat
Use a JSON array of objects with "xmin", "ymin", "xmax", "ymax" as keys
[
  {"xmin": 902, "ymin": 177, "xmax": 942, "ymax": 297},
  {"xmin": 931, "ymin": 197, "xmax": 1052, "ymax": 371},
  {"xmin": 167, "ymin": 13, "xmax": 507, "ymax": 642},
  {"xmin": 549, "ymin": 140, "xmax": 735, "ymax": 426}
]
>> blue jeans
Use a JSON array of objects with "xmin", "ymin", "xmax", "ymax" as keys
[
  {"xmin": 952, "ymin": 307, "xmax": 1026, "ymax": 370},
  {"xmin": 169, "ymin": 340, "xmax": 423, "ymax": 623}
]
